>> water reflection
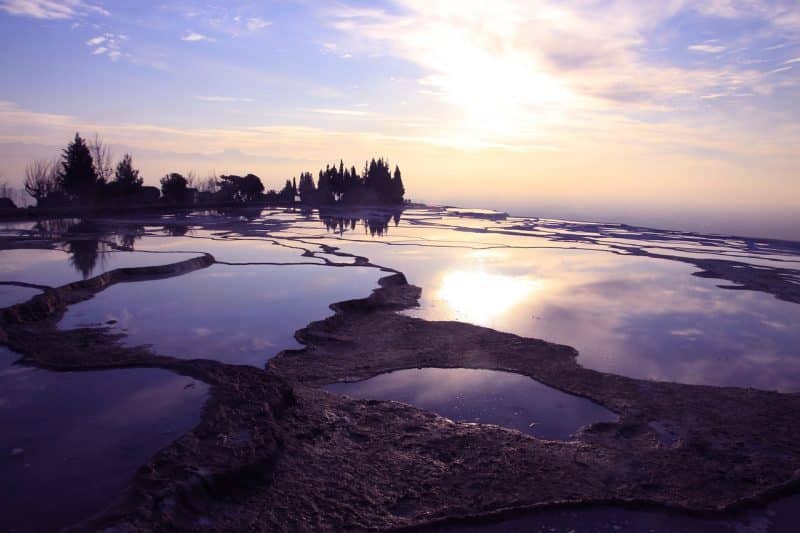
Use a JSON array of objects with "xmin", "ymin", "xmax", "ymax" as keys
[
  {"xmin": 0, "ymin": 284, "xmax": 41, "ymax": 307},
  {"xmin": 399, "ymin": 246, "xmax": 800, "ymax": 392},
  {"xmin": 57, "ymin": 219, "xmax": 146, "ymax": 279},
  {"xmin": 319, "ymin": 207, "xmax": 402, "ymax": 237},
  {"xmin": 0, "ymin": 346, "xmax": 207, "ymax": 531},
  {"xmin": 59, "ymin": 264, "xmax": 383, "ymax": 366},
  {"xmin": 437, "ymin": 270, "xmax": 540, "ymax": 325},
  {"xmin": 325, "ymin": 368, "xmax": 617, "ymax": 440}
]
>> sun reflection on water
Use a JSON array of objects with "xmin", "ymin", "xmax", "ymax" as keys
[{"xmin": 436, "ymin": 270, "xmax": 540, "ymax": 326}]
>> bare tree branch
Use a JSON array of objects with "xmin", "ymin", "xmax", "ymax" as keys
[
  {"xmin": 24, "ymin": 159, "xmax": 59, "ymax": 200},
  {"xmin": 89, "ymin": 133, "xmax": 114, "ymax": 183}
]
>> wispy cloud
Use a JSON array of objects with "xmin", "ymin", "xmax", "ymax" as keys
[
  {"xmin": 326, "ymin": 1, "xmax": 799, "ymax": 145},
  {"xmin": 785, "ymin": 57, "xmax": 800, "ymax": 65},
  {"xmin": 245, "ymin": 17, "xmax": 271, "ymax": 32},
  {"xmin": 85, "ymin": 32, "xmax": 124, "ymax": 60},
  {"xmin": 311, "ymin": 108, "xmax": 370, "ymax": 117},
  {"xmin": 0, "ymin": 0, "xmax": 109, "ymax": 20},
  {"xmin": 688, "ymin": 44, "xmax": 726, "ymax": 53},
  {"xmin": 195, "ymin": 95, "xmax": 254, "ymax": 103},
  {"xmin": 181, "ymin": 31, "xmax": 214, "ymax": 43},
  {"xmin": 767, "ymin": 66, "xmax": 793, "ymax": 74}
]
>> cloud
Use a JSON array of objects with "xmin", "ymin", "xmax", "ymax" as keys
[
  {"xmin": 688, "ymin": 44, "xmax": 726, "ymax": 53},
  {"xmin": 766, "ymin": 66, "xmax": 792, "ymax": 74},
  {"xmin": 785, "ymin": 57, "xmax": 800, "ymax": 65},
  {"xmin": 245, "ymin": 17, "xmax": 271, "ymax": 32},
  {"xmin": 311, "ymin": 108, "xmax": 370, "ymax": 117},
  {"xmin": 324, "ymin": 0, "xmax": 799, "ymax": 147},
  {"xmin": 84, "ymin": 32, "xmax": 125, "ymax": 60},
  {"xmin": 181, "ymin": 31, "xmax": 214, "ymax": 42},
  {"xmin": 195, "ymin": 96, "xmax": 254, "ymax": 103},
  {"xmin": 0, "ymin": 0, "xmax": 109, "ymax": 20}
]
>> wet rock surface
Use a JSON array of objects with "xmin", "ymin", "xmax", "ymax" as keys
[{"xmin": 0, "ymin": 209, "xmax": 799, "ymax": 531}]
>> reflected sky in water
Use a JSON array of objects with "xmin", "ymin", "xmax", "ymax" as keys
[
  {"xmin": 326, "ymin": 368, "xmax": 616, "ymax": 441},
  {"xmin": 0, "ymin": 248, "xmax": 203, "ymax": 286},
  {"xmin": 0, "ymin": 284, "xmax": 40, "ymax": 308},
  {"xmin": 4, "ymin": 207, "xmax": 799, "ymax": 391},
  {"xmin": 399, "ymin": 247, "xmax": 800, "ymax": 391},
  {"xmin": 59, "ymin": 264, "xmax": 382, "ymax": 366},
  {"xmin": 0, "ymin": 346, "xmax": 207, "ymax": 532}
]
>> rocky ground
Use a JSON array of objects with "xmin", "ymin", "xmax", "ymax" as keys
[
  {"xmin": 1, "ymin": 251, "xmax": 799, "ymax": 531},
  {"xmin": 2, "ymin": 212, "xmax": 800, "ymax": 531}
]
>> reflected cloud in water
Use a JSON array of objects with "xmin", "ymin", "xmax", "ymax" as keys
[{"xmin": 326, "ymin": 368, "xmax": 616, "ymax": 441}]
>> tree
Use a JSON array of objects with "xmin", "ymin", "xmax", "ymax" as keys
[
  {"xmin": 216, "ymin": 174, "xmax": 264, "ymax": 202},
  {"xmin": 89, "ymin": 133, "xmax": 114, "ymax": 185},
  {"xmin": 24, "ymin": 159, "xmax": 60, "ymax": 201},
  {"xmin": 241, "ymin": 174, "xmax": 264, "ymax": 202},
  {"xmin": 185, "ymin": 170, "xmax": 197, "ymax": 189},
  {"xmin": 317, "ymin": 169, "xmax": 334, "ymax": 204},
  {"xmin": 291, "ymin": 157, "xmax": 405, "ymax": 206},
  {"xmin": 111, "ymin": 153, "xmax": 143, "ymax": 196},
  {"xmin": 298, "ymin": 171, "xmax": 316, "ymax": 203},
  {"xmin": 160, "ymin": 173, "xmax": 188, "ymax": 203},
  {"xmin": 197, "ymin": 172, "xmax": 219, "ymax": 193},
  {"xmin": 279, "ymin": 179, "xmax": 295, "ymax": 203},
  {"xmin": 60, "ymin": 133, "xmax": 99, "ymax": 204},
  {"xmin": 391, "ymin": 165, "xmax": 405, "ymax": 204}
]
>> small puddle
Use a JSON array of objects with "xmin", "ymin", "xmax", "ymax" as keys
[
  {"xmin": 58, "ymin": 264, "xmax": 383, "ymax": 366},
  {"xmin": 0, "ymin": 346, "xmax": 208, "ymax": 531},
  {"xmin": 325, "ymin": 368, "xmax": 616, "ymax": 440}
]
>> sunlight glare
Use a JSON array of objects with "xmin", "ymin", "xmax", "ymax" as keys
[{"xmin": 436, "ymin": 270, "xmax": 540, "ymax": 326}]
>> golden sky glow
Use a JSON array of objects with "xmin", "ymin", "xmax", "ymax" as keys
[{"xmin": 0, "ymin": 0, "xmax": 798, "ymax": 223}]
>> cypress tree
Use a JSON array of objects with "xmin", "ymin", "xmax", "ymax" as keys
[
  {"xmin": 113, "ymin": 153, "xmax": 143, "ymax": 196},
  {"xmin": 60, "ymin": 133, "xmax": 99, "ymax": 204},
  {"xmin": 391, "ymin": 165, "xmax": 405, "ymax": 204}
]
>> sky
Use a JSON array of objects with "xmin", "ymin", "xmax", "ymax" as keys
[{"xmin": 0, "ymin": 1, "xmax": 798, "ymax": 236}]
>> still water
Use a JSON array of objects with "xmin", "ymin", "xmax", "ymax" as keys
[
  {"xmin": 0, "ymin": 346, "xmax": 207, "ymax": 531},
  {"xmin": 3, "ymin": 207, "xmax": 798, "ymax": 388},
  {"xmin": 2, "ymin": 207, "xmax": 799, "ymax": 529},
  {"xmin": 325, "ymin": 368, "xmax": 617, "ymax": 440}
]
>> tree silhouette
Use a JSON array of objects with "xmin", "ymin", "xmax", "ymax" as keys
[
  {"xmin": 24, "ymin": 159, "xmax": 60, "ymax": 202},
  {"xmin": 89, "ymin": 133, "xmax": 114, "ymax": 185},
  {"xmin": 391, "ymin": 165, "xmax": 405, "ymax": 204},
  {"xmin": 241, "ymin": 174, "xmax": 264, "ymax": 201},
  {"xmin": 290, "ymin": 157, "xmax": 405, "ymax": 206},
  {"xmin": 316, "ymin": 168, "xmax": 334, "ymax": 204},
  {"xmin": 59, "ymin": 133, "xmax": 100, "ymax": 204},
  {"xmin": 218, "ymin": 174, "xmax": 264, "ymax": 202},
  {"xmin": 279, "ymin": 179, "xmax": 295, "ymax": 202},
  {"xmin": 108, "ymin": 153, "xmax": 143, "ymax": 197},
  {"xmin": 160, "ymin": 173, "xmax": 188, "ymax": 203},
  {"xmin": 298, "ymin": 171, "xmax": 316, "ymax": 203}
]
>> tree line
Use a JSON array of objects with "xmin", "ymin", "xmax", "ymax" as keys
[
  {"xmin": 23, "ymin": 133, "xmax": 151, "ymax": 207},
  {"xmin": 8, "ymin": 132, "xmax": 406, "ymax": 209}
]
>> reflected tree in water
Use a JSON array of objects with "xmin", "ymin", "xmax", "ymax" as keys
[
  {"xmin": 33, "ymin": 218, "xmax": 146, "ymax": 278},
  {"xmin": 63, "ymin": 220, "xmax": 106, "ymax": 279},
  {"xmin": 319, "ymin": 208, "xmax": 403, "ymax": 237}
]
